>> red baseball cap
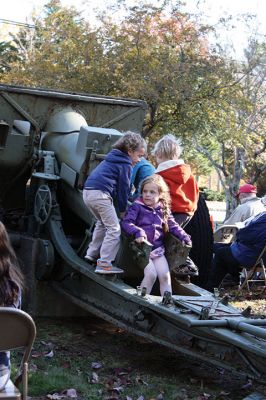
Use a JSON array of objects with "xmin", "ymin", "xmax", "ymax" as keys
[{"xmin": 236, "ymin": 183, "xmax": 257, "ymax": 197}]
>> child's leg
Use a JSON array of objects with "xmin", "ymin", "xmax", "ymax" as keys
[
  {"xmin": 140, "ymin": 260, "xmax": 157, "ymax": 294},
  {"xmin": 99, "ymin": 201, "xmax": 121, "ymax": 262},
  {"xmin": 86, "ymin": 219, "xmax": 106, "ymax": 260},
  {"xmin": 83, "ymin": 190, "xmax": 105, "ymax": 259},
  {"xmin": 83, "ymin": 190, "xmax": 120, "ymax": 262},
  {"xmin": 153, "ymin": 255, "xmax": 172, "ymax": 295}
]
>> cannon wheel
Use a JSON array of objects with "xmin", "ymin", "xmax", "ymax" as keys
[
  {"xmin": 34, "ymin": 184, "xmax": 52, "ymax": 224},
  {"xmin": 184, "ymin": 193, "xmax": 213, "ymax": 286}
]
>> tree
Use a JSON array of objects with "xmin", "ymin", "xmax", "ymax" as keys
[
  {"xmin": 0, "ymin": 40, "xmax": 19, "ymax": 77},
  {"xmin": 1, "ymin": 0, "xmax": 265, "ymax": 212},
  {"xmin": 192, "ymin": 39, "xmax": 266, "ymax": 214},
  {"xmin": 2, "ymin": 1, "xmax": 216, "ymax": 175},
  {"xmin": 1, "ymin": 0, "xmax": 99, "ymax": 90},
  {"xmin": 88, "ymin": 3, "xmax": 223, "ymax": 177},
  {"xmin": 242, "ymin": 41, "xmax": 266, "ymax": 187}
]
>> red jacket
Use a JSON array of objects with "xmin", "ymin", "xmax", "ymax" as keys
[{"xmin": 157, "ymin": 162, "xmax": 199, "ymax": 215}]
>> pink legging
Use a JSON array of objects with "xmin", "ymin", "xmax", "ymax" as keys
[{"xmin": 140, "ymin": 255, "xmax": 172, "ymax": 296}]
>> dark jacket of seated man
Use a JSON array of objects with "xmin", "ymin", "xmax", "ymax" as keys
[{"xmin": 206, "ymin": 212, "xmax": 266, "ymax": 292}]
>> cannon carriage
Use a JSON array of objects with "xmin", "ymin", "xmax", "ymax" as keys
[{"xmin": 0, "ymin": 84, "xmax": 265, "ymax": 383}]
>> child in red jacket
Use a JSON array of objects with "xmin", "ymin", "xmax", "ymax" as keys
[
  {"xmin": 153, "ymin": 134, "xmax": 199, "ymax": 227},
  {"xmin": 153, "ymin": 134, "xmax": 199, "ymax": 276}
]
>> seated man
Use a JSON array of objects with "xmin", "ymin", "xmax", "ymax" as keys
[
  {"xmin": 206, "ymin": 212, "xmax": 266, "ymax": 292},
  {"xmin": 223, "ymin": 183, "xmax": 265, "ymax": 225}
]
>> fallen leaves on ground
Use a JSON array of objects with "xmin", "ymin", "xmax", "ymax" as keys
[{"xmin": 46, "ymin": 388, "xmax": 77, "ymax": 399}]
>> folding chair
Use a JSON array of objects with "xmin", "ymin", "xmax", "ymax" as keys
[
  {"xmin": 213, "ymin": 224, "xmax": 238, "ymax": 244},
  {"xmin": 238, "ymin": 244, "xmax": 266, "ymax": 292},
  {"xmin": 0, "ymin": 308, "xmax": 36, "ymax": 400}
]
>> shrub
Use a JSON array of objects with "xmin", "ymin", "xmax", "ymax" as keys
[{"xmin": 202, "ymin": 188, "xmax": 225, "ymax": 201}]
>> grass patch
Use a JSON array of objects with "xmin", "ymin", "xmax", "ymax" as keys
[
  {"xmin": 11, "ymin": 316, "xmax": 266, "ymax": 400},
  {"xmin": 28, "ymin": 367, "xmax": 91, "ymax": 397},
  {"xmin": 228, "ymin": 287, "xmax": 266, "ymax": 317}
]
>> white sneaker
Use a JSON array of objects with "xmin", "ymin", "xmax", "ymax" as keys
[{"xmin": 84, "ymin": 255, "xmax": 97, "ymax": 264}]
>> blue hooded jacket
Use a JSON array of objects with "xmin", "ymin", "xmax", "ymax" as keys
[
  {"xmin": 130, "ymin": 158, "xmax": 155, "ymax": 200},
  {"xmin": 231, "ymin": 212, "xmax": 266, "ymax": 266},
  {"xmin": 84, "ymin": 149, "xmax": 132, "ymax": 212}
]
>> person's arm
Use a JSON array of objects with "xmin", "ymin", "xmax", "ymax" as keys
[
  {"xmin": 121, "ymin": 203, "xmax": 147, "ymax": 240},
  {"xmin": 236, "ymin": 217, "xmax": 265, "ymax": 245},
  {"xmin": 168, "ymin": 213, "xmax": 192, "ymax": 245},
  {"xmin": 117, "ymin": 165, "xmax": 132, "ymax": 212},
  {"xmin": 223, "ymin": 205, "xmax": 247, "ymax": 225}
]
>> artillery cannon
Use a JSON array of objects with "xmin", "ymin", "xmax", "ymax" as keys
[{"xmin": 0, "ymin": 84, "xmax": 265, "ymax": 384}]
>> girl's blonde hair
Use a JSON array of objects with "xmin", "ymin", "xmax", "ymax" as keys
[
  {"xmin": 113, "ymin": 131, "xmax": 147, "ymax": 153},
  {"xmin": 140, "ymin": 174, "xmax": 171, "ymax": 232},
  {"xmin": 152, "ymin": 134, "xmax": 182, "ymax": 160}
]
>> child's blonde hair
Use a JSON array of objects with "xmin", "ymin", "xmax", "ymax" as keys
[
  {"xmin": 140, "ymin": 174, "xmax": 171, "ymax": 232},
  {"xmin": 113, "ymin": 131, "xmax": 147, "ymax": 153},
  {"xmin": 152, "ymin": 134, "xmax": 182, "ymax": 160}
]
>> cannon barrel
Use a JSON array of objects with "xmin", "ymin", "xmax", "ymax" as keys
[
  {"xmin": 0, "ymin": 84, "xmax": 146, "ymax": 210},
  {"xmin": 40, "ymin": 124, "xmax": 123, "ymax": 224}
]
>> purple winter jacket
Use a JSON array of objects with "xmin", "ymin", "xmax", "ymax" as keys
[{"xmin": 121, "ymin": 200, "xmax": 191, "ymax": 250}]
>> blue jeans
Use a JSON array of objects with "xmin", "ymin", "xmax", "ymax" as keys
[{"xmin": 206, "ymin": 243, "xmax": 241, "ymax": 291}]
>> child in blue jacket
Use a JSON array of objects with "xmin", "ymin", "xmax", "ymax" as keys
[
  {"xmin": 130, "ymin": 157, "xmax": 155, "ymax": 201},
  {"xmin": 83, "ymin": 131, "xmax": 146, "ymax": 274},
  {"xmin": 121, "ymin": 174, "xmax": 192, "ymax": 295}
]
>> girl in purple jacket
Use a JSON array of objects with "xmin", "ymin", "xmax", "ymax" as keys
[{"xmin": 121, "ymin": 175, "xmax": 192, "ymax": 295}]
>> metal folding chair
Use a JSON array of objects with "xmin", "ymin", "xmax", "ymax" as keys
[
  {"xmin": 238, "ymin": 244, "xmax": 266, "ymax": 292},
  {"xmin": 213, "ymin": 224, "xmax": 238, "ymax": 244},
  {"xmin": 0, "ymin": 308, "xmax": 36, "ymax": 400}
]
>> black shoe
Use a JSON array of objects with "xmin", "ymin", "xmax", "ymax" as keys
[
  {"xmin": 173, "ymin": 264, "xmax": 199, "ymax": 277},
  {"xmin": 221, "ymin": 274, "xmax": 240, "ymax": 288}
]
